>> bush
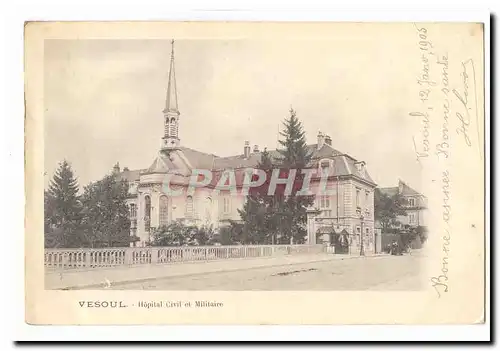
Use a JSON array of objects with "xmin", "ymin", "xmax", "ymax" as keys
[{"xmin": 150, "ymin": 221, "xmax": 218, "ymax": 247}]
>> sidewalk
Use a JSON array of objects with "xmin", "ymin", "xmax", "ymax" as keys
[{"xmin": 46, "ymin": 252, "xmax": 388, "ymax": 290}]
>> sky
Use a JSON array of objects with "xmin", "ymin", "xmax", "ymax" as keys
[{"xmin": 44, "ymin": 31, "xmax": 424, "ymax": 192}]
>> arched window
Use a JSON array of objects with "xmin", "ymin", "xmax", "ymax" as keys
[
  {"xmin": 164, "ymin": 117, "xmax": 170, "ymax": 136},
  {"xmin": 170, "ymin": 118, "xmax": 177, "ymax": 137},
  {"xmin": 185, "ymin": 196, "xmax": 193, "ymax": 218},
  {"xmin": 159, "ymin": 195, "xmax": 169, "ymax": 226},
  {"xmin": 144, "ymin": 195, "xmax": 151, "ymax": 232}
]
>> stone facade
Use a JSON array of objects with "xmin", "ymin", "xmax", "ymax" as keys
[
  {"xmin": 114, "ymin": 41, "xmax": 378, "ymax": 248},
  {"xmin": 379, "ymin": 180, "xmax": 428, "ymax": 229}
]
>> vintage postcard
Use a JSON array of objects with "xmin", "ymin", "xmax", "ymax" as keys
[{"xmin": 25, "ymin": 21, "xmax": 486, "ymax": 325}]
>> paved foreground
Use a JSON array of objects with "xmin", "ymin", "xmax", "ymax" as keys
[{"xmin": 110, "ymin": 253, "xmax": 423, "ymax": 291}]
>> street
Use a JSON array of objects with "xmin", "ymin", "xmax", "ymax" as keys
[{"xmin": 110, "ymin": 252, "xmax": 424, "ymax": 291}]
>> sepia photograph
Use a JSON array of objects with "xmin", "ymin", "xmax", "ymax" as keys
[
  {"xmin": 24, "ymin": 21, "xmax": 486, "ymax": 325},
  {"xmin": 42, "ymin": 37, "xmax": 430, "ymax": 291}
]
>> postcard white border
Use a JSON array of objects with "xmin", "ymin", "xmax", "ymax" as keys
[{"xmin": 6, "ymin": 0, "xmax": 492, "ymax": 343}]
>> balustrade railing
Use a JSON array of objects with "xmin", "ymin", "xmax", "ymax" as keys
[{"xmin": 44, "ymin": 244, "xmax": 326, "ymax": 271}]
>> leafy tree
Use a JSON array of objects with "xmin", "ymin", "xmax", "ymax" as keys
[
  {"xmin": 191, "ymin": 224, "xmax": 216, "ymax": 246},
  {"xmin": 213, "ymin": 225, "xmax": 239, "ymax": 245},
  {"xmin": 80, "ymin": 173, "xmax": 130, "ymax": 247},
  {"xmin": 374, "ymin": 188, "xmax": 408, "ymax": 232},
  {"xmin": 415, "ymin": 225, "xmax": 428, "ymax": 244},
  {"xmin": 44, "ymin": 160, "xmax": 82, "ymax": 247},
  {"xmin": 150, "ymin": 220, "xmax": 198, "ymax": 247}
]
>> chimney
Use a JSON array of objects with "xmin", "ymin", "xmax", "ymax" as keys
[
  {"xmin": 398, "ymin": 179, "xmax": 404, "ymax": 194},
  {"xmin": 123, "ymin": 166, "xmax": 130, "ymax": 172},
  {"xmin": 354, "ymin": 161, "xmax": 365, "ymax": 173},
  {"xmin": 113, "ymin": 162, "xmax": 120, "ymax": 174},
  {"xmin": 317, "ymin": 131, "xmax": 325, "ymax": 149},
  {"xmin": 253, "ymin": 145, "xmax": 259, "ymax": 153},
  {"xmin": 244, "ymin": 141, "xmax": 251, "ymax": 158},
  {"xmin": 324, "ymin": 134, "xmax": 332, "ymax": 146}
]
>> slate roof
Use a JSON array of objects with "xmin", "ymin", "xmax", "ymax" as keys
[
  {"xmin": 178, "ymin": 146, "xmax": 217, "ymax": 169},
  {"xmin": 379, "ymin": 180, "xmax": 422, "ymax": 197},
  {"xmin": 115, "ymin": 143, "xmax": 376, "ymax": 186},
  {"xmin": 400, "ymin": 182, "xmax": 421, "ymax": 196},
  {"xmin": 212, "ymin": 144, "xmax": 343, "ymax": 170},
  {"xmin": 144, "ymin": 154, "xmax": 177, "ymax": 174},
  {"xmin": 116, "ymin": 169, "xmax": 143, "ymax": 182}
]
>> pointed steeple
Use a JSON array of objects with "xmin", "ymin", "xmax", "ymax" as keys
[
  {"xmin": 164, "ymin": 39, "xmax": 178, "ymax": 114},
  {"xmin": 162, "ymin": 39, "xmax": 181, "ymax": 151}
]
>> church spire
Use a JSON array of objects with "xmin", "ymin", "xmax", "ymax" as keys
[
  {"xmin": 162, "ymin": 39, "xmax": 181, "ymax": 150},
  {"xmin": 164, "ymin": 39, "xmax": 178, "ymax": 114}
]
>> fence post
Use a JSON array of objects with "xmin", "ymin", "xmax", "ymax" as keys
[
  {"xmin": 62, "ymin": 252, "xmax": 69, "ymax": 268},
  {"xmin": 85, "ymin": 251, "xmax": 92, "ymax": 268},
  {"xmin": 151, "ymin": 248, "xmax": 158, "ymax": 264},
  {"xmin": 125, "ymin": 248, "xmax": 133, "ymax": 265}
]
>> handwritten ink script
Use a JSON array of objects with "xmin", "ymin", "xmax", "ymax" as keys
[
  {"xmin": 409, "ymin": 24, "xmax": 479, "ymax": 298},
  {"xmin": 452, "ymin": 59, "xmax": 479, "ymax": 149},
  {"xmin": 411, "ymin": 24, "xmax": 435, "ymax": 162}
]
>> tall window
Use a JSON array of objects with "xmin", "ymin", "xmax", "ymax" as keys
[
  {"xmin": 408, "ymin": 198, "xmax": 415, "ymax": 207},
  {"xmin": 159, "ymin": 195, "xmax": 169, "ymax": 226},
  {"xmin": 356, "ymin": 188, "xmax": 361, "ymax": 207},
  {"xmin": 129, "ymin": 203, "xmax": 137, "ymax": 219},
  {"xmin": 319, "ymin": 195, "xmax": 331, "ymax": 217},
  {"xmin": 223, "ymin": 197, "xmax": 230, "ymax": 214},
  {"xmin": 320, "ymin": 160, "xmax": 330, "ymax": 177},
  {"xmin": 144, "ymin": 195, "xmax": 151, "ymax": 232},
  {"xmin": 186, "ymin": 196, "xmax": 194, "ymax": 218},
  {"xmin": 409, "ymin": 213, "xmax": 416, "ymax": 224},
  {"xmin": 319, "ymin": 195, "xmax": 330, "ymax": 209}
]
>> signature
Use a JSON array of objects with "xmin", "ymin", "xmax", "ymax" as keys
[{"xmin": 452, "ymin": 59, "xmax": 478, "ymax": 148}]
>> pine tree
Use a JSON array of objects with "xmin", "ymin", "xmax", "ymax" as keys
[
  {"xmin": 276, "ymin": 109, "xmax": 312, "ymax": 169},
  {"xmin": 44, "ymin": 160, "xmax": 82, "ymax": 247},
  {"xmin": 235, "ymin": 109, "xmax": 315, "ymax": 245},
  {"xmin": 274, "ymin": 108, "xmax": 315, "ymax": 244},
  {"xmin": 235, "ymin": 148, "xmax": 276, "ymax": 244},
  {"xmin": 80, "ymin": 174, "xmax": 131, "ymax": 247}
]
